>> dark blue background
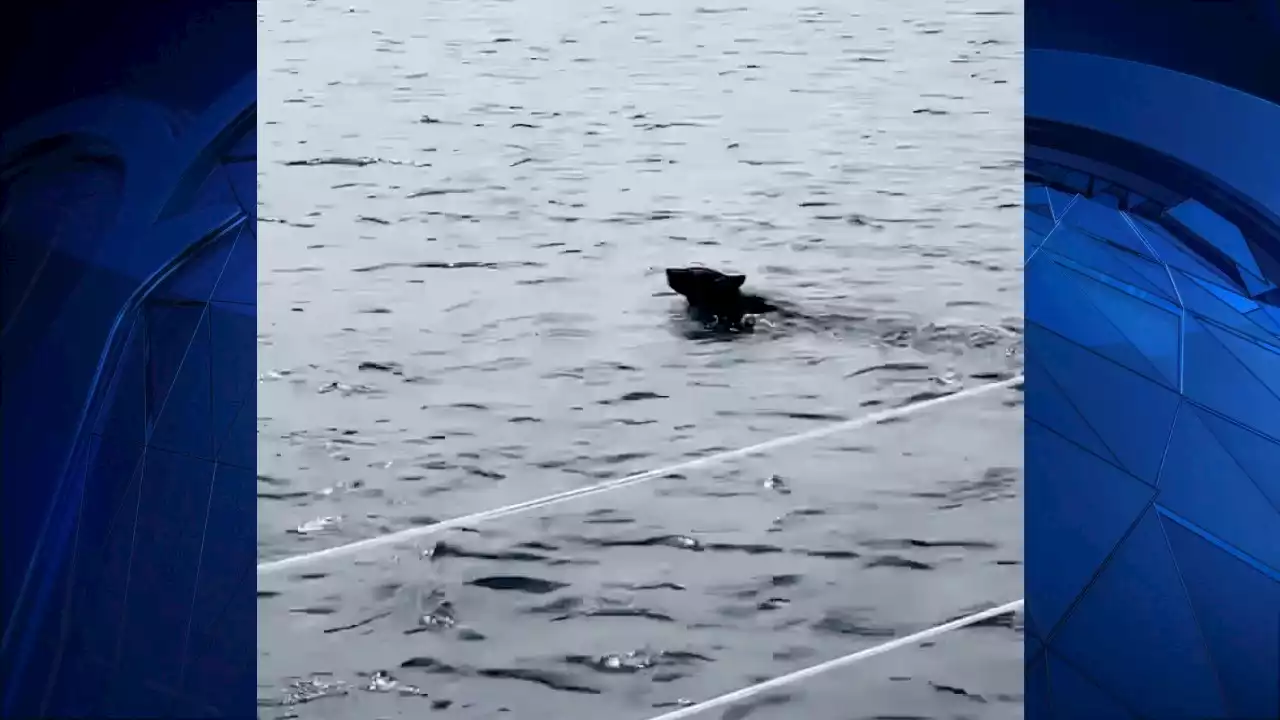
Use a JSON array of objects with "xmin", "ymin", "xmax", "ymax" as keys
[
  {"xmin": 1028, "ymin": 0, "xmax": 1280, "ymax": 106},
  {"xmin": 1, "ymin": 0, "xmax": 256, "ymax": 717},
  {"xmin": 1027, "ymin": 1, "xmax": 1280, "ymax": 718}
]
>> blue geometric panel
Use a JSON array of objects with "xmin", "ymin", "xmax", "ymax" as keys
[
  {"xmin": 1175, "ymin": 270, "xmax": 1280, "ymax": 346},
  {"xmin": 147, "ymin": 305, "xmax": 214, "ymax": 460},
  {"xmin": 1046, "ymin": 186, "xmax": 1078, "ymax": 222},
  {"xmin": 1027, "ymin": 42, "xmax": 1280, "ymax": 720},
  {"xmin": 23, "ymin": 219, "xmax": 253, "ymax": 718},
  {"xmin": 1028, "ymin": 324, "xmax": 1181, "ymax": 486},
  {"xmin": 1182, "ymin": 315, "xmax": 1280, "ymax": 442},
  {"xmin": 0, "ymin": 39, "xmax": 256, "ymax": 717},
  {"xmin": 1026, "ymin": 214, "xmax": 1055, "ymax": 261},
  {"xmin": 210, "ymin": 225, "xmax": 255, "ymax": 306},
  {"xmin": 1168, "ymin": 200, "xmax": 1271, "ymax": 291},
  {"xmin": 151, "ymin": 225, "xmax": 240, "ymax": 304},
  {"xmin": 1158, "ymin": 405, "xmax": 1280, "ymax": 572},
  {"xmin": 1161, "ymin": 511, "xmax": 1280, "ymax": 720},
  {"xmin": 1025, "ymin": 355, "xmax": 1121, "ymax": 467},
  {"xmin": 208, "ymin": 301, "xmax": 255, "ymax": 468},
  {"xmin": 1026, "ymin": 656, "xmax": 1053, "ymax": 720},
  {"xmin": 1028, "ymin": 182, "xmax": 1054, "ymax": 219},
  {"xmin": 1025, "ymin": 421, "xmax": 1155, "ymax": 635},
  {"xmin": 1042, "ymin": 220, "xmax": 1182, "ymax": 304},
  {"xmin": 1128, "ymin": 216, "xmax": 1248, "ymax": 293},
  {"xmin": 1051, "ymin": 507, "xmax": 1225, "ymax": 719},
  {"xmin": 115, "ymin": 450, "xmax": 217, "ymax": 691},
  {"xmin": 1027, "ymin": 258, "xmax": 1181, "ymax": 394},
  {"xmin": 1056, "ymin": 260, "xmax": 1183, "ymax": 389},
  {"xmin": 1046, "ymin": 652, "xmax": 1141, "ymax": 720},
  {"xmin": 1190, "ymin": 403, "xmax": 1280, "ymax": 510},
  {"xmin": 1057, "ymin": 192, "xmax": 1155, "ymax": 259},
  {"xmin": 187, "ymin": 463, "xmax": 254, "ymax": 627}
]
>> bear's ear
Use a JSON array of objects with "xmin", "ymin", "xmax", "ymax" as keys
[{"xmin": 724, "ymin": 274, "xmax": 746, "ymax": 289}]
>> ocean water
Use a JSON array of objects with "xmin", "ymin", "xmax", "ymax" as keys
[{"xmin": 257, "ymin": 0, "xmax": 1024, "ymax": 717}]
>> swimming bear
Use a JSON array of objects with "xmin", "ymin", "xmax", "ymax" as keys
[{"xmin": 664, "ymin": 266, "xmax": 778, "ymax": 330}]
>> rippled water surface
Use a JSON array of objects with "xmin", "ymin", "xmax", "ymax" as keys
[{"xmin": 258, "ymin": 0, "xmax": 1024, "ymax": 716}]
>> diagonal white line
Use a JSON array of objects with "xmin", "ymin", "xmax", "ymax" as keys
[
  {"xmin": 642, "ymin": 599, "xmax": 1025, "ymax": 720},
  {"xmin": 258, "ymin": 375, "xmax": 1023, "ymax": 575}
]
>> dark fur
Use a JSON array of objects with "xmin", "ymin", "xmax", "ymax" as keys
[{"xmin": 665, "ymin": 267, "xmax": 778, "ymax": 329}]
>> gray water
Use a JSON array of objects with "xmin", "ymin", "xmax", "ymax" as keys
[{"xmin": 256, "ymin": 0, "xmax": 1024, "ymax": 717}]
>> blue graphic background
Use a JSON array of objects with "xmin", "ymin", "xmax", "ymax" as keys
[
  {"xmin": 0, "ymin": 1, "xmax": 256, "ymax": 716},
  {"xmin": 1027, "ymin": 1, "xmax": 1280, "ymax": 717}
]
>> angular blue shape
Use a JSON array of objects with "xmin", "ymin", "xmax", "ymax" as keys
[
  {"xmin": 1027, "ymin": 226, "xmax": 1051, "ymax": 261},
  {"xmin": 1176, "ymin": 271, "xmax": 1280, "ymax": 345},
  {"xmin": 1028, "ymin": 207, "xmax": 1057, "ymax": 238},
  {"xmin": 1027, "ymin": 183, "xmax": 1054, "ymax": 220},
  {"xmin": 224, "ymin": 125, "xmax": 256, "ymax": 160},
  {"xmin": 222, "ymin": 161, "xmax": 256, "ymax": 217},
  {"xmin": 1167, "ymin": 199, "xmax": 1265, "ymax": 283},
  {"xmin": 1261, "ymin": 304, "xmax": 1280, "ymax": 334},
  {"xmin": 1108, "ymin": 250, "xmax": 1186, "ymax": 307},
  {"xmin": 69, "ymin": 468, "xmax": 143, "ymax": 668},
  {"xmin": 1190, "ymin": 275, "xmax": 1259, "ymax": 313},
  {"xmin": 1046, "ymin": 653, "xmax": 1139, "ymax": 720},
  {"xmin": 1191, "ymin": 404, "xmax": 1280, "ymax": 510},
  {"xmin": 1029, "ymin": 324, "xmax": 1182, "ymax": 485},
  {"xmin": 1059, "ymin": 197, "xmax": 1152, "ymax": 259},
  {"xmin": 181, "ymin": 573, "xmax": 255, "ymax": 716},
  {"xmin": 6, "ymin": 441, "xmax": 96, "ymax": 720},
  {"xmin": 1197, "ymin": 319, "xmax": 1280, "ymax": 398},
  {"xmin": 187, "ymin": 464, "xmax": 254, "ymax": 625},
  {"xmin": 0, "ymin": 9, "xmax": 257, "ymax": 716},
  {"xmin": 77, "ymin": 436, "xmax": 146, "ymax": 583},
  {"xmin": 1046, "ymin": 187, "xmax": 1077, "ymax": 222},
  {"xmin": 1026, "ymin": 609, "xmax": 1043, "ymax": 642},
  {"xmin": 0, "ymin": 158, "xmax": 123, "ymax": 334},
  {"xmin": 1026, "ymin": 421, "xmax": 1156, "ymax": 635},
  {"xmin": 1065, "ymin": 262, "xmax": 1182, "ymax": 389},
  {"xmin": 210, "ymin": 224, "xmax": 254, "ymax": 306},
  {"xmin": 1240, "ymin": 270, "xmax": 1276, "ymax": 299},
  {"xmin": 1040, "ymin": 226, "xmax": 1179, "ymax": 304},
  {"xmin": 1053, "ymin": 507, "xmax": 1225, "ymax": 720},
  {"xmin": 1026, "ymin": 209, "xmax": 1058, "ymax": 262},
  {"xmin": 1025, "ymin": 356, "xmax": 1122, "ymax": 468},
  {"xmin": 1183, "ymin": 315, "xmax": 1280, "ymax": 441},
  {"xmin": 148, "ymin": 308, "xmax": 213, "ymax": 460},
  {"xmin": 217, "ymin": 397, "xmax": 254, "ymax": 471},
  {"xmin": 208, "ymin": 302, "xmax": 254, "ymax": 461},
  {"xmin": 1027, "ymin": 634, "xmax": 1044, "ymax": 665},
  {"xmin": 143, "ymin": 302, "xmax": 207, "ymax": 424},
  {"xmin": 116, "ymin": 450, "xmax": 216, "ymax": 691},
  {"xmin": 1245, "ymin": 306, "xmax": 1280, "ymax": 336},
  {"xmin": 1027, "ymin": 656, "xmax": 1052, "ymax": 720},
  {"xmin": 1128, "ymin": 216, "xmax": 1244, "ymax": 292},
  {"xmin": 1161, "ymin": 511, "xmax": 1280, "ymax": 720},
  {"xmin": 163, "ymin": 164, "xmax": 240, "ymax": 221},
  {"xmin": 152, "ymin": 226, "xmax": 239, "ymax": 304},
  {"xmin": 92, "ymin": 316, "xmax": 147, "ymax": 459},
  {"xmin": 1158, "ymin": 406, "xmax": 1280, "ymax": 572},
  {"xmin": 1027, "ymin": 258, "xmax": 1172, "ymax": 390},
  {"xmin": 1025, "ymin": 31, "xmax": 1280, "ymax": 720}
]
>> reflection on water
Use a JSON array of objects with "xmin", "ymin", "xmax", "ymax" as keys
[{"xmin": 258, "ymin": 0, "xmax": 1023, "ymax": 716}]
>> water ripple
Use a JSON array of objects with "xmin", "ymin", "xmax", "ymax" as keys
[{"xmin": 259, "ymin": 0, "xmax": 1024, "ymax": 715}]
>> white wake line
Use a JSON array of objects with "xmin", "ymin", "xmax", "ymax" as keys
[
  {"xmin": 258, "ymin": 374, "xmax": 1024, "ymax": 576},
  {"xmin": 643, "ymin": 598, "xmax": 1025, "ymax": 720}
]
